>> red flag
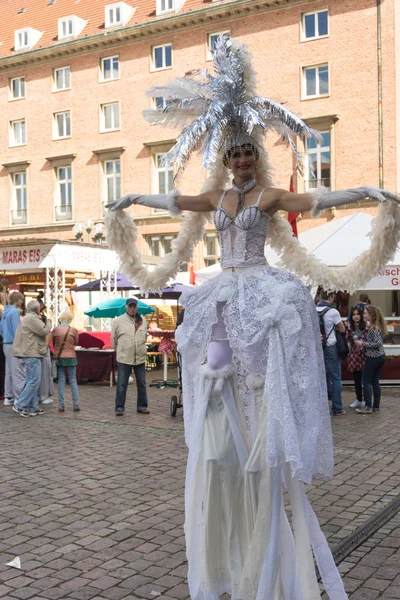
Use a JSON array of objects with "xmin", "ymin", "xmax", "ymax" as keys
[
  {"xmin": 287, "ymin": 176, "xmax": 300, "ymax": 238},
  {"xmin": 189, "ymin": 259, "xmax": 196, "ymax": 285}
]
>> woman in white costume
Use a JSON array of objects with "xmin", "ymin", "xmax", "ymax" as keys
[{"xmin": 106, "ymin": 38, "xmax": 400, "ymax": 600}]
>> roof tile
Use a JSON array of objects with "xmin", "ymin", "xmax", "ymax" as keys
[{"xmin": 0, "ymin": 0, "xmax": 213, "ymax": 59}]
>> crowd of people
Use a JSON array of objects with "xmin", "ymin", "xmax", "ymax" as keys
[
  {"xmin": 318, "ymin": 291, "xmax": 388, "ymax": 416},
  {"xmin": 0, "ymin": 293, "xmax": 80, "ymax": 417}
]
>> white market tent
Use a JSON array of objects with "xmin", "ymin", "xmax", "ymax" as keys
[{"xmin": 195, "ymin": 212, "xmax": 400, "ymax": 291}]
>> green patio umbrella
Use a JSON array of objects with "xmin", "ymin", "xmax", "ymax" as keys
[{"xmin": 84, "ymin": 297, "xmax": 155, "ymax": 319}]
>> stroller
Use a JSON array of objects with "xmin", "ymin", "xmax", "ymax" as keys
[{"xmin": 170, "ymin": 349, "xmax": 183, "ymax": 417}]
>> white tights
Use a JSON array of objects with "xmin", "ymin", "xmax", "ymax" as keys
[{"xmin": 208, "ymin": 302, "xmax": 233, "ymax": 370}]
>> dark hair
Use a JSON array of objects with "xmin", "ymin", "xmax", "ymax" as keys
[
  {"xmin": 359, "ymin": 293, "xmax": 369, "ymax": 303},
  {"xmin": 349, "ymin": 306, "xmax": 366, "ymax": 332},
  {"xmin": 320, "ymin": 289, "xmax": 335, "ymax": 302}
]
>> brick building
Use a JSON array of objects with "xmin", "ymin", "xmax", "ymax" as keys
[{"xmin": 0, "ymin": 0, "xmax": 399, "ymax": 270}]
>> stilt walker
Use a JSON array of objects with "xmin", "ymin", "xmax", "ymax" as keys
[{"xmin": 106, "ymin": 37, "xmax": 400, "ymax": 599}]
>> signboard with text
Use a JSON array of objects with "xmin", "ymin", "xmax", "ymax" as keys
[{"xmin": 362, "ymin": 267, "xmax": 400, "ymax": 290}]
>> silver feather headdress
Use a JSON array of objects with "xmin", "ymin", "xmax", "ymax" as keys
[{"xmin": 143, "ymin": 36, "xmax": 322, "ymax": 181}]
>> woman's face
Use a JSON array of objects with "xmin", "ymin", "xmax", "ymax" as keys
[
  {"xmin": 228, "ymin": 145, "xmax": 257, "ymax": 180},
  {"xmin": 363, "ymin": 308, "xmax": 370, "ymax": 323},
  {"xmin": 352, "ymin": 310, "xmax": 361, "ymax": 324}
]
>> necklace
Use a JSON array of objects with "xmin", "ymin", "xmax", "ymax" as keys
[{"xmin": 232, "ymin": 177, "xmax": 257, "ymax": 215}]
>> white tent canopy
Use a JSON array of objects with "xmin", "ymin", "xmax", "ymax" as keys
[{"xmin": 195, "ymin": 213, "xmax": 400, "ymax": 290}]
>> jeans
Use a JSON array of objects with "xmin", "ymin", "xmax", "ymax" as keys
[
  {"xmin": 352, "ymin": 370, "xmax": 363, "ymax": 403},
  {"xmin": 57, "ymin": 366, "xmax": 79, "ymax": 408},
  {"xmin": 116, "ymin": 362, "xmax": 148, "ymax": 411},
  {"xmin": 15, "ymin": 357, "xmax": 41, "ymax": 414},
  {"xmin": 363, "ymin": 355, "xmax": 385, "ymax": 409},
  {"xmin": 323, "ymin": 345, "xmax": 343, "ymax": 414}
]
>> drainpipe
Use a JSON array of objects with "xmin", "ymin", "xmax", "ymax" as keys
[{"xmin": 377, "ymin": 0, "xmax": 384, "ymax": 188}]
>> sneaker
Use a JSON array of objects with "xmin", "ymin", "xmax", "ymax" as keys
[
  {"xmin": 42, "ymin": 398, "xmax": 53, "ymax": 405},
  {"xmin": 12, "ymin": 405, "xmax": 22, "ymax": 415},
  {"xmin": 20, "ymin": 410, "xmax": 36, "ymax": 418},
  {"xmin": 73, "ymin": 406, "xmax": 80, "ymax": 412},
  {"xmin": 332, "ymin": 410, "xmax": 346, "ymax": 416},
  {"xmin": 115, "ymin": 408, "xmax": 124, "ymax": 416},
  {"xmin": 356, "ymin": 407, "xmax": 373, "ymax": 414},
  {"xmin": 58, "ymin": 406, "xmax": 65, "ymax": 413},
  {"xmin": 4, "ymin": 398, "xmax": 14, "ymax": 406},
  {"xmin": 35, "ymin": 409, "xmax": 44, "ymax": 415},
  {"xmin": 372, "ymin": 407, "xmax": 380, "ymax": 412},
  {"xmin": 349, "ymin": 400, "xmax": 363, "ymax": 409}
]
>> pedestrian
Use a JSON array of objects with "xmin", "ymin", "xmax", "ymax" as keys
[
  {"xmin": 346, "ymin": 306, "xmax": 367, "ymax": 409},
  {"xmin": 52, "ymin": 309, "xmax": 80, "ymax": 413},
  {"xmin": 0, "ymin": 291, "xmax": 25, "ymax": 406},
  {"xmin": 0, "ymin": 304, "xmax": 5, "ymax": 401},
  {"xmin": 38, "ymin": 342, "xmax": 54, "ymax": 405},
  {"xmin": 317, "ymin": 290, "xmax": 346, "ymax": 416},
  {"xmin": 112, "ymin": 298, "xmax": 150, "ymax": 416},
  {"xmin": 347, "ymin": 292, "xmax": 369, "ymax": 320},
  {"xmin": 355, "ymin": 305, "xmax": 387, "ymax": 414},
  {"xmin": 12, "ymin": 300, "xmax": 52, "ymax": 417}
]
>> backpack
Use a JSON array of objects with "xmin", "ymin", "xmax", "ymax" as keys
[
  {"xmin": 318, "ymin": 307, "xmax": 334, "ymax": 348},
  {"xmin": 318, "ymin": 307, "xmax": 350, "ymax": 358}
]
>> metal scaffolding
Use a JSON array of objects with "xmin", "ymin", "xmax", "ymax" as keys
[
  {"xmin": 45, "ymin": 264, "xmax": 66, "ymax": 325},
  {"xmin": 99, "ymin": 269, "xmax": 118, "ymax": 331}
]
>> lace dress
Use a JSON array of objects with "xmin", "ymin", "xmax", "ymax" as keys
[{"xmin": 175, "ymin": 190, "xmax": 347, "ymax": 600}]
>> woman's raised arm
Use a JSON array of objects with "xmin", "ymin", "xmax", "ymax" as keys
[{"xmin": 106, "ymin": 190, "xmax": 217, "ymax": 214}]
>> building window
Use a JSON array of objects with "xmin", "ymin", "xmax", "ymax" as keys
[
  {"xmin": 303, "ymin": 64, "xmax": 329, "ymax": 98},
  {"xmin": 105, "ymin": 2, "xmax": 134, "ymax": 27},
  {"xmin": 12, "ymin": 172, "xmax": 27, "ymax": 225},
  {"xmin": 53, "ymin": 111, "xmax": 71, "ymax": 139},
  {"xmin": 103, "ymin": 159, "xmax": 121, "ymax": 213},
  {"xmin": 55, "ymin": 166, "xmax": 73, "ymax": 221},
  {"xmin": 106, "ymin": 3, "xmax": 121, "ymax": 26},
  {"xmin": 154, "ymin": 153, "xmax": 173, "ymax": 212},
  {"xmin": 10, "ymin": 119, "xmax": 26, "ymax": 146},
  {"xmin": 152, "ymin": 44, "xmax": 172, "ymax": 70},
  {"xmin": 15, "ymin": 29, "xmax": 29, "ymax": 50},
  {"xmin": 156, "ymin": 0, "xmax": 174, "ymax": 14},
  {"xmin": 204, "ymin": 233, "xmax": 219, "ymax": 267},
  {"xmin": 101, "ymin": 102, "xmax": 120, "ymax": 131},
  {"xmin": 147, "ymin": 235, "xmax": 174, "ymax": 255},
  {"xmin": 100, "ymin": 56, "xmax": 119, "ymax": 81},
  {"xmin": 59, "ymin": 18, "xmax": 73, "ymax": 39},
  {"xmin": 9, "ymin": 77, "xmax": 25, "ymax": 100},
  {"xmin": 154, "ymin": 96, "xmax": 166, "ymax": 110},
  {"xmin": 53, "ymin": 66, "xmax": 71, "ymax": 91},
  {"xmin": 302, "ymin": 10, "xmax": 328, "ymax": 40},
  {"xmin": 305, "ymin": 131, "xmax": 331, "ymax": 192},
  {"xmin": 207, "ymin": 31, "xmax": 230, "ymax": 60}
]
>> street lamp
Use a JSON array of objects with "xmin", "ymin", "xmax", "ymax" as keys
[
  {"xmin": 93, "ymin": 223, "xmax": 105, "ymax": 245},
  {"xmin": 84, "ymin": 219, "xmax": 93, "ymax": 243},
  {"xmin": 72, "ymin": 222, "xmax": 84, "ymax": 243}
]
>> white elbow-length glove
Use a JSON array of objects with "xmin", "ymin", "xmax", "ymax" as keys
[
  {"xmin": 105, "ymin": 191, "xmax": 181, "ymax": 216},
  {"xmin": 311, "ymin": 186, "xmax": 400, "ymax": 218}
]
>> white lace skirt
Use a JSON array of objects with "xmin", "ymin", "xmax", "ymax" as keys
[{"xmin": 184, "ymin": 369, "xmax": 347, "ymax": 600}]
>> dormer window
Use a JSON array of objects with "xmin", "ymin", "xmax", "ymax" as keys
[
  {"xmin": 14, "ymin": 27, "xmax": 42, "ymax": 51},
  {"xmin": 105, "ymin": 2, "xmax": 135, "ymax": 28},
  {"xmin": 157, "ymin": 0, "xmax": 174, "ymax": 14},
  {"xmin": 155, "ymin": 0, "xmax": 183, "ymax": 16},
  {"xmin": 58, "ymin": 15, "xmax": 87, "ymax": 40}
]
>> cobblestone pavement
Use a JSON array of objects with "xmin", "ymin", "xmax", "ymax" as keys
[{"xmin": 0, "ymin": 371, "xmax": 399, "ymax": 600}]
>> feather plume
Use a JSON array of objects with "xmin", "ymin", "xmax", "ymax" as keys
[{"xmin": 142, "ymin": 36, "xmax": 322, "ymax": 180}]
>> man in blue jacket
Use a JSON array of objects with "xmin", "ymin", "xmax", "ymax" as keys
[{"xmin": 0, "ymin": 292, "xmax": 25, "ymax": 406}]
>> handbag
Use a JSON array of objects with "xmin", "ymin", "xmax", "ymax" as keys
[{"xmin": 56, "ymin": 326, "xmax": 70, "ymax": 365}]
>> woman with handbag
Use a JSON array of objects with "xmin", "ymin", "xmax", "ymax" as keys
[
  {"xmin": 52, "ymin": 308, "xmax": 80, "ymax": 413},
  {"xmin": 346, "ymin": 307, "xmax": 367, "ymax": 409},
  {"xmin": 354, "ymin": 305, "xmax": 387, "ymax": 414}
]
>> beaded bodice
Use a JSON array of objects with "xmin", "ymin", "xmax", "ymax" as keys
[{"xmin": 214, "ymin": 189, "xmax": 270, "ymax": 268}]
